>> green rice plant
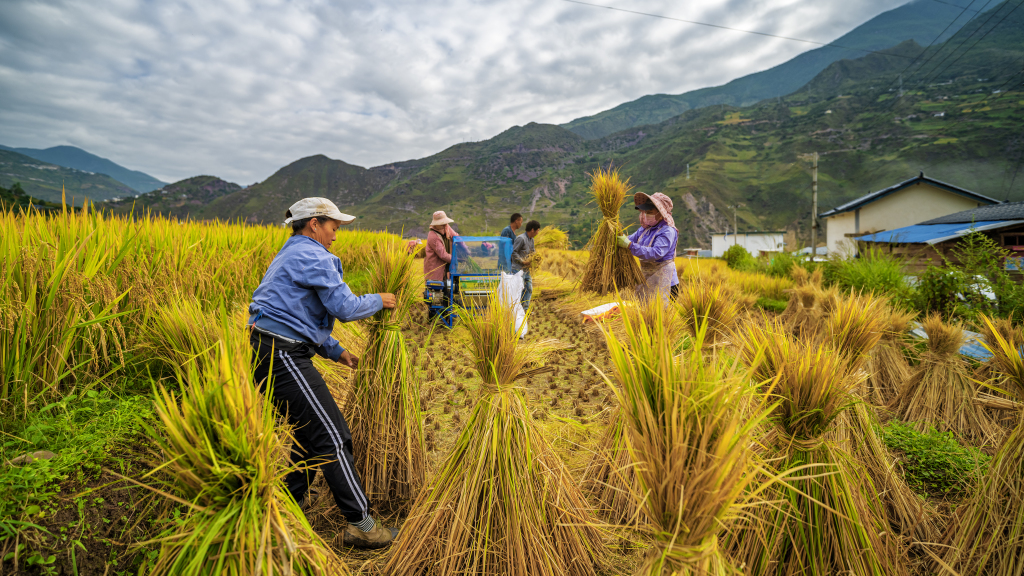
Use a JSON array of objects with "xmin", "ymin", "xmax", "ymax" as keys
[
  {"xmin": 384, "ymin": 291, "xmax": 603, "ymax": 576},
  {"xmin": 942, "ymin": 314, "xmax": 1024, "ymax": 576},
  {"xmin": 142, "ymin": 298, "xmax": 222, "ymax": 373},
  {"xmin": 0, "ymin": 201, "xmax": 132, "ymax": 419},
  {"xmin": 345, "ymin": 237, "xmax": 424, "ymax": 514},
  {"xmin": 146, "ymin": 310, "xmax": 349, "ymax": 576},
  {"xmin": 580, "ymin": 166, "xmax": 644, "ymax": 294},
  {"xmin": 600, "ymin": 297, "xmax": 774, "ymax": 575},
  {"xmin": 732, "ymin": 320, "xmax": 908, "ymax": 576}
]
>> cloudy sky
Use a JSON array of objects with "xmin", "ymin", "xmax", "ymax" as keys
[{"xmin": 0, "ymin": 0, "xmax": 909, "ymax": 184}]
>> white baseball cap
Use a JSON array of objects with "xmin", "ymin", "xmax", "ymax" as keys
[{"xmin": 283, "ymin": 197, "xmax": 356, "ymax": 225}]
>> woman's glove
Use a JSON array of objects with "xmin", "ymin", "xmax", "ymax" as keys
[{"xmin": 616, "ymin": 235, "xmax": 631, "ymax": 249}]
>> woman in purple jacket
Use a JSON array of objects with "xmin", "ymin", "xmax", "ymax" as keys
[{"xmin": 617, "ymin": 192, "xmax": 679, "ymax": 304}]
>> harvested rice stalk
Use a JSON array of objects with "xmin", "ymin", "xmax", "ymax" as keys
[
  {"xmin": 147, "ymin": 313, "xmax": 349, "ymax": 576},
  {"xmin": 384, "ymin": 292, "xmax": 603, "ymax": 576},
  {"xmin": 865, "ymin": 308, "xmax": 916, "ymax": 406},
  {"xmin": 579, "ymin": 166, "xmax": 644, "ymax": 294},
  {"xmin": 346, "ymin": 238, "xmax": 425, "ymax": 514},
  {"xmin": 534, "ymin": 225, "xmax": 570, "ymax": 250},
  {"xmin": 942, "ymin": 314, "xmax": 1024, "ymax": 576},
  {"xmin": 779, "ymin": 284, "xmax": 821, "ymax": 338},
  {"xmin": 144, "ymin": 298, "xmax": 222, "ymax": 371},
  {"xmin": 582, "ymin": 411, "xmax": 645, "ymax": 527},
  {"xmin": 891, "ymin": 314, "xmax": 1000, "ymax": 446},
  {"xmin": 732, "ymin": 321, "xmax": 908, "ymax": 576},
  {"xmin": 601, "ymin": 299, "xmax": 772, "ymax": 575},
  {"xmin": 676, "ymin": 280, "xmax": 739, "ymax": 346}
]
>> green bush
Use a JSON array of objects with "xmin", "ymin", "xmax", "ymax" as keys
[
  {"xmin": 913, "ymin": 231, "xmax": 1019, "ymax": 321},
  {"xmin": 880, "ymin": 420, "xmax": 989, "ymax": 499},
  {"xmin": 765, "ymin": 251, "xmax": 796, "ymax": 278},
  {"xmin": 722, "ymin": 244, "xmax": 760, "ymax": 272},
  {"xmin": 823, "ymin": 247, "xmax": 915, "ymax": 306}
]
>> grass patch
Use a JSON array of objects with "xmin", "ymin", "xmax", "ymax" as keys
[
  {"xmin": 0, "ymin": 388, "xmax": 156, "ymax": 572},
  {"xmin": 880, "ymin": 420, "xmax": 989, "ymax": 499},
  {"xmin": 756, "ymin": 296, "xmax": 788, "ymax": 313}
]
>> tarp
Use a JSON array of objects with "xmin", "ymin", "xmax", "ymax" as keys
[{"xmin": 858, "ymin": 220, "xmax": 1024, "ymax": 245}]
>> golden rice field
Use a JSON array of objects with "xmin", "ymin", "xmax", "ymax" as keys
[{"xmin": 2, "ymin": 204, "xmax": 1024, "ymax": 576}]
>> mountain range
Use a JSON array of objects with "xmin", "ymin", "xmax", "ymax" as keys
[
  {"xmin": 559, "ymin": 0, "xmax": 982, "ymax": 139},
  {"xmin": 49, "ymin": 0, "xmax": 1024, "ymax": 247},
  {"xmin": 0, "ymin": 144, "xmax": 165, "ymax": 195}
]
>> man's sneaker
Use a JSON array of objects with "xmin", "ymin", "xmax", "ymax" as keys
[{"xmin": 342, "ymin": 522, "xmax": 399, "ymax": 549}]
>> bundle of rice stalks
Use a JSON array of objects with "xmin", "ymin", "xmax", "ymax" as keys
[
  {"xmin": 534, "ymin": 225, "xmax": 570, "ymax": 250},
  {"xmin": 535, "ymin": 248, "xmax": 588, "ymax": 279},
  {"xmin": 384, "ymin": 292, "xmax": 603, "ymax": 576},
  {"xmin": 865, "ymin": 307, "xmax": 916, "ymax": 406},
  {"xmin": 822, "ymin": 296, "xmax": 934, "ymax": 540},
  {"xmin": 147, "ymin": 312, "xmax": 349, "ymax": 576},
  {"xmin": 143, "ymin": 298, "xmax": 222, "ymax": 372},
  {"xmin": 581, "ymin": 411, "xmax": 645, "ymax": 526},
  {"xmin": 676, "ymin": 280, "xmax": 739, "ymax": 345},
  {"xmin": 345, "ymin": 238, "xmax": 424, "ymax": 514},
  {"xmin": 891, "ymin": 313, "xmax": 1000, "ymax": 446},
  {"xmin": 974, "ymin": 315, "xmax": 1019, "ymax": 387},
  {"xmin": 779, "ymin": 284, "xmax": 821, "ymax": 337},
  {"xmin": 942, "ymin": 314, "xmax": 1024, "ymax": 576},
  {"xmin": 731, "ymin": 322, "xmax": 907, "ymax": 575},
  {"xmin": 601, "ymin": 299, "xmax": 772, "ymax": 575},
  {"xmin": 579, "ymin": 166, "xmax": 644, "ymax": 294}
]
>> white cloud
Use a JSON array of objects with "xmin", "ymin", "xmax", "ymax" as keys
[{"xmin": 0, "ymin": 0, "xmax": 907, "ymax": 183}]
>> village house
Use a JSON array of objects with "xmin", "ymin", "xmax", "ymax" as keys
[
  {"xmin": 710, "ymin": 231, "xmax": 785, "ymax": 258},
  {"xmin": 819, "ymin": 173, "xmax": 999, "ymax": 257},
  {"xmin": 856, "ymin": 201, "xmax": 1024, "ymax": 273}
]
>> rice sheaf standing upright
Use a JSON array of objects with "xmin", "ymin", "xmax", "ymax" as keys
[
  {"xmin": 579, "ymin": 166, "xmax": 644, "ymax": 294},
  {"xmin": 732, "ymin": 320, "xmax": 907, "ymax": 576},
  {"xmin": 891, "ymin": 313, "xmax": 1000, "ymax": 446},
  {"xmin": 942, "ymin": 314, "xmax": 1024, "ymax": 576},
  {"xmin": 346, "ymin": 238, "xmax": 425, "ymax": 514},
  {"xmin": 148, "ymin": 312, "xmax": 350, "ymax": 576},
  {"xmin": 384, "ymin": 291, "xmax": 603, "ymax": 576},
  {"xmin": 600, "ymin": 297, "xmax": 773, "ymax": 575}
]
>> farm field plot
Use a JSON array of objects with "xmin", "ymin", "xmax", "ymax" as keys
[{"xmin": 3, "ymin": 205, "xmax": 1024, "ymax": 576}]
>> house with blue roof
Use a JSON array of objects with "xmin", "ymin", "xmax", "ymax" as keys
[
  {"xmin": 857, "ymin": 200, "xmax": 1024, "ymax": 273},
  {"xmin": 818, "ymin": 173, "xmax": 999, "ymax": 257}
]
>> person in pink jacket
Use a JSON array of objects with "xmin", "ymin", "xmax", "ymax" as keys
[{"xmin": 424, "ymin": 211, "xmax": 459, "ymax": 281}]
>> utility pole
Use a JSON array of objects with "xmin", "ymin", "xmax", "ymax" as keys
[
  {"xmin": 727, "ymin": 204, "xmax": 739, "ymax": 247},
  {"xmin": 898, "ymin": 74, "xmax": 904, "ymax": 98},
  {"xmin": 686, "ymin": 164, "xmax": 690, "ymax": 180},
  {"xmin": 811, "ymin": 152, "xmax": 819, "ymax": 256}
]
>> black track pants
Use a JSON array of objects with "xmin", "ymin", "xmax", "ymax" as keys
[{"xmin": 250, "ymin": 332, "xmax": 371, "ymax": 522}]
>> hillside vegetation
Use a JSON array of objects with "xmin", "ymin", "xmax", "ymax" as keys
[{"xmin": 0, "ymin": 149, "xmax": 135, "ymax": 205}]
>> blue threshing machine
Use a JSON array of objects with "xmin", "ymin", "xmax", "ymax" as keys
[{"xmin": 424, "ymin": 236, "xmax": 513, "ymax": 328}]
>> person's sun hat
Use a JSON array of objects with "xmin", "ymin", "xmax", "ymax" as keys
[
  {"xmin": 633, "ymin": 192, "xmax": 675, "ymax": 229},
  {"xmin": 430, "ymin": 210, "xmax": 455, "ymax": 227},
  {"xmin": 284, "ymin": 197, "xmax": 356, "ymax": 225}
]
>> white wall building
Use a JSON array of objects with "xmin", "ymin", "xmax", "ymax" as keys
[{"xmin": 710, "ymin": 232, "xmax": 785, "ymax": 258}]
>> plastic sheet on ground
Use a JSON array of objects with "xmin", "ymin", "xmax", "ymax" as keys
[{"xmin": 497, "ymin": 271, "xmax": 528, "ymax": 336}]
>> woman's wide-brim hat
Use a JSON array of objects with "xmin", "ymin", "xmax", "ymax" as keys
[
  {"xmin": 430, "ymin": 210, "xmax": 455, "ymax": 227},
  {"xmin": 634, "ymin": 192, "xmax": 675, "ymax": 229}
]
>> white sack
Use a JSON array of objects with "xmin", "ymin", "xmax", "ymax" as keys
[{"xmin": 497, "ymin": 271, "xmax": 528, "ymax": 337}]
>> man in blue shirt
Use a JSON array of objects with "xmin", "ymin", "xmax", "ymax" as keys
[
  {"xmin": 500, "ymin": 213, "xmax": 522, "ymax": 243},
  {"xmin": 249, "ymin": 197, "xmax": 399, "ymax": 549}
]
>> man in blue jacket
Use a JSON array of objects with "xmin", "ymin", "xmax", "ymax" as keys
[{"xmin": 249, "ymin": 197, "xmax": 399, "ymax": 548}]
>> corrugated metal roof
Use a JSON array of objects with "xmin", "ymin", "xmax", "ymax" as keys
[
  {"xmin": 920, "ymin": 200, "xmax": 1024, "ymax": 225},
  {"xmin": 819, "ymin": 173, "xmax": 999, "ymax": 219},
  {"xmin": 858, "ymin": 220, "xmax": 1024, "ymax": 245}
]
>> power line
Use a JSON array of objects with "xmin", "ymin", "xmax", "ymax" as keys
[
  {"xmin": 909, "ymin": 0, "xmax": 1022, "ymax": 93},
  {"xmin": 878, "ymin": 0, "xmax": 985, "ymax": 106},
  {"xmin": 561, "ymin": 0, "xmax": 917, "ymax": 59},
  {"xmin": 928, "ymin": 0, "xmax": 982, "ymax": 11}
]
